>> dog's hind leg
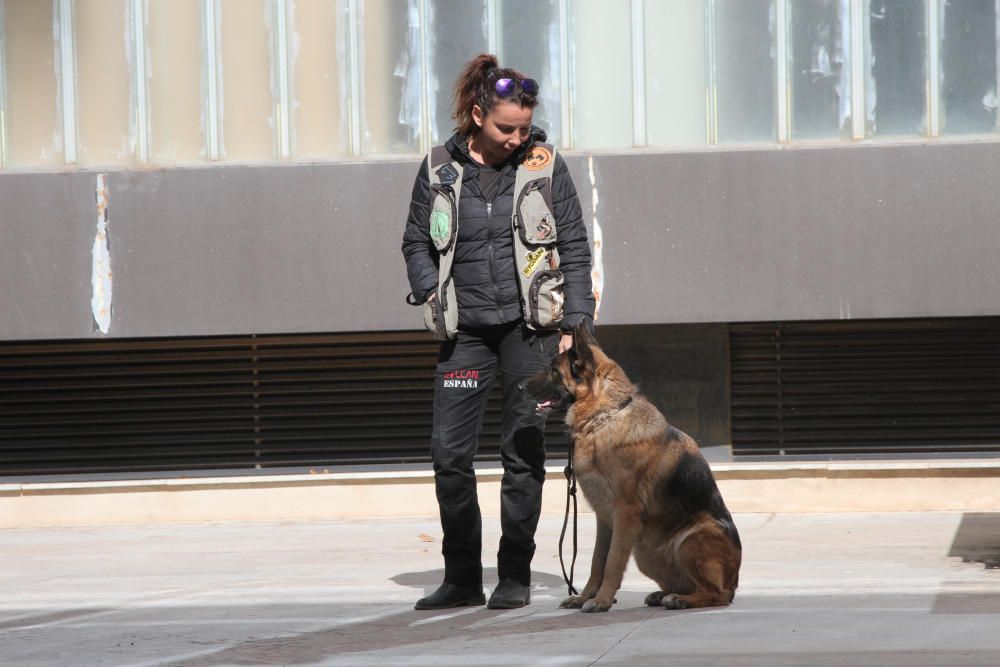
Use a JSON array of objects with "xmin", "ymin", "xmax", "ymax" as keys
[
  {"xmin": 644, "ymin": 590, "xmax": 668, "ymax": 607},
  {"xmin": 561, "ymin": 518, "xmax": 612, "ymax": 609},
  {"xmin": 660, "ymin": 526, "xmax": 739, "ymax": 609},
  {"xmin": 634, "ymin": 541, "xmax": 693, "ymax": 608},
  {"xmin": 660, "ymin": 558, "xmax": 730, "ymax": 609}
]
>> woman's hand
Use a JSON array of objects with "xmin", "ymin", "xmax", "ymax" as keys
[{"xmin": 558, "ymin": 333, "xmax": 574, "ymax": 354}]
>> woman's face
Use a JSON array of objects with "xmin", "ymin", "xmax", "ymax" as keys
[{"xmin": 471, "ymin": 100, "xmax": 534, "ymax": 164}]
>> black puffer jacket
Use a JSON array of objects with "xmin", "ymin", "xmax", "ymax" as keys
[{"xmin": 402, "ymin": 127, "xmax": 595, "ymax": 332}]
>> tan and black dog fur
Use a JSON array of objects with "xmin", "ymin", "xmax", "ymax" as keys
[{"xmin": 524, "ymin": 323, "xmax": 742, "ymax": 613}]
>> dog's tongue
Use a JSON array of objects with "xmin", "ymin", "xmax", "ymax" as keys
[{"xmin": 536, "ymin": 399, "xmax": 555, "ymax": 411}]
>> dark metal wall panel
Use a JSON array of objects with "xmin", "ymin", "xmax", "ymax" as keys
[
  {"xmin": 3, "ymin": 141, "xmax": 1000, "ymax": 342},
  {"xmin": 731, "ymin": 318, "xmax": 1000, "ymax": 456},
  {"xmin": 0, "ymin": 331, "xmax": 568, "ymax": 476},
  {"xmin": 597, "ymin": 323, "xmax": 730, "ymax": 447}
]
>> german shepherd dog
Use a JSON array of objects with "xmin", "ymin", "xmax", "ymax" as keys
[{"xmin": 523, "ymin": 323, "xmax": 742, "ymax": 613}]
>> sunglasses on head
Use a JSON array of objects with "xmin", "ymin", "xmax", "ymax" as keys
[{"xmin": 495, "ymin": 77, "xmax": 539, "ymax": 97}]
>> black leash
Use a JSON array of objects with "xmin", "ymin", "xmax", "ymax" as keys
[
  {"xmin": 558, "ymin": 435, "xmax": 579, "ymax": 596},
  {"xmin": 556, "ymin": 397, "xmax": 634, "ymax": 598}
]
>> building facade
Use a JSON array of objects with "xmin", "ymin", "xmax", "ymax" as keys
[{"xmin": 1, "ymin": 0, "xmax": 999, "ymax": 475}]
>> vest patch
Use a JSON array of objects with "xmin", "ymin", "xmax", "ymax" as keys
[
  {"xmin": 522, "ymin": 248, "xmax": 546, "ymax": 277},
  {"xmin": 523, "ymin": 146, "xmax": 553, "ymax": 171},
  {"xmin": 436, "ymin": 162, "xmax": 459, "ymax": 185},
  {"xmin": 430, "ymin": 209, "xmax": 451, "ymax": 243},
  {"xmin": 535, "ymin": 214, "xmax": 554, "ymax": 241}
]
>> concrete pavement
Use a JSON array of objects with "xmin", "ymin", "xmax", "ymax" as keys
[{"xmin": 3, "ymin": 511, "xmax": 1000, "ymax": 666}]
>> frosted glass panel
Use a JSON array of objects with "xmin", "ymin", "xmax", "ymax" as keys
[
  {"xmin": 219, "ymin": 0, "xmax": 274, "ymax": 160},
  {"xmin": 940, "ymin": 0, "xmax": 997, "ymax": 134},
  {"xmin": 645, "ymin": 0, "xmax": 706, "ymax": 147},
  {"xmin": 500, "ymin": 0, "xmax": 563, "ymax": 145},
  {"xmin": 867, "ymin": 0, "xmax": 927, "ymax": 136},
  {"xmin": 429, "ymin": 0, "xmax": 487, "ymax": 143},
  {"xmin": 716, "ymin": 0, "xmax": 776, "ymax": 143},
  {"xmin": 148, "ymin": 0, "xmax": 203, "ymax": 163},
  {"xmin": 572, "ymin": 0, "xmax": 632, "ymax": 149},
  {"xmin": 4, "ymin": 0, "xmax": 62, "ymax": 166},
  {"xmin": 76, "ymin": 0, "xmax": 133, "ymax": 165},
  {"xmin": 362, "ymin": 0, "xmax": 418, "ymax": 155},
  {"xmin": 294, "ymin": 0, "xmax": 347, "ymax": 158},
  {"xmin": 790, "ymin": 0, "xmax": 852, "ymax": 140}
]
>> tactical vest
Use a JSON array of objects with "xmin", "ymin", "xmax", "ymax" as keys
[{"xmin": 420, "ymin": 142, "xmax": 565, "ymax": 341}]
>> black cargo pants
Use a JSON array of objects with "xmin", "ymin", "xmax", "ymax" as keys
[{"xmin": 431, "ymin": 321, "xmax": 559, "ymax": 587}]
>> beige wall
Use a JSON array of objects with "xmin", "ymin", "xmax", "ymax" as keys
[{"xmin": 4, "ymin": 462, "xmax": 999, "ymax": 528}]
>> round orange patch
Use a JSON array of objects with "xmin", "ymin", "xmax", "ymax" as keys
[{"xmin": 523, "ymin": 146, "xmax": 553, "ymax": 171}]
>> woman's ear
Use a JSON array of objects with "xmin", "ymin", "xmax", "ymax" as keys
[{"xmin": 471, "ymin": 104, "xmax": 484, "ymax": 128}]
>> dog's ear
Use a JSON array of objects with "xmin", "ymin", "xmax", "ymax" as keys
[
  {"xmin": 573, "ymin": 321, "xmax": 599, "ymax": 347},
  {"xmin": 571, "ymin": 321, "xmax": 598, "ymax": 373}
]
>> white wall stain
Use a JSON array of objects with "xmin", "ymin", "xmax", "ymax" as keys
[
  {"xmin": 838, "ymin": 296, "xmax": 852, "ymax": 320},
  {"xmin": 92, "ymin": 173, "xmax": 113, "ymax": 334},
  {"xmin": 588, "ymin": 155, "xmax": 604, "ymax": 320}
]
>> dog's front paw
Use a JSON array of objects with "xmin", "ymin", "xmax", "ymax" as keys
[
  {"xmin": 581, "ymin": 597, "xmax": 613, "ymax": 613},
  {"xmin": 560, "ymin": 595, "xmax": 587, "ymax": 609},
  {"xmin": 662, "ymin": 594, "xmax": 689, "ymax": 610}
]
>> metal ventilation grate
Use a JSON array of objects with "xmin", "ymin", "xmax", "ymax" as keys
[
  {"xmin": 0, "ymin": 332, "xmax": 568, "ymax": 476},
  {"xmin": 731, "ymin": 317, "xmax": 1000, "ymax": 457}
]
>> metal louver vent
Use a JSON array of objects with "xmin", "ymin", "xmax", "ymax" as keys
[
  {"xmin": 731, "ymin": 317, "xmax": 1000, "ymax": 457},
  {"xmin": 0, "ymin": 332, "xmax": 568, "ymax": 476}
]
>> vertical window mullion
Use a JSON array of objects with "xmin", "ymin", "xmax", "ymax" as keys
[
  {"xmin": 559, "ymin": 0, "xmax": 572, "ymax": 149},
  {"xmin": 346, "ymin": 0, "xmax": 362, "ymax": 156},
  {"xmin": 926, "ymin": 0, "xmax": 941, "ymax": 137},
  {"xmin": 0, "ymin": 0, "xmax": 6, "ymax": 168},
  {"xmin": 130, "ymin": 0, "xmax": 149, "ymax": 163},
  {"xmin": 705, "ymin": 0, "xmax": 718, "ymax": 145},
  {"xmin": 273, "ymin": 0, "xmax": 292, "ymax": 158},
  {"xmin": 775, "ymin": 0, "xmax": 790, "ymax": 142},
  {"xmin": 418, "ymin": 0, "xmax": 431, "ymax": 154},
  {"xmin": 486, "ymin": 0, "xmax": 500, "ymax": 60},
  {"xmin": 850, "ymin": 0, "xmax": 867, "ymax": 139},
  {"xmin": 203, "ymin": 0, "xmax": 222, "ymax": 160},
  {"xmin": 57, "ymin": 0, "xmax": 77, "ymax": 164},
  {"xmin": 631, "ymin": 0, "xmax": 646, "ymax": 147}
]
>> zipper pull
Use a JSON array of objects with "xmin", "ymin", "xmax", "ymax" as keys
[{"xmin": 487, "ymin": 202, "xmax": 492, "ymax": 217}]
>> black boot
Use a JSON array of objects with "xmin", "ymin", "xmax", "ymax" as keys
[
  {"xmin": 414, "ymin": 582, "xmax": 486, "ymax": 610},
  {"xmin": 487, "ymin": 578, "xmax": 531, "ymax": 609}
]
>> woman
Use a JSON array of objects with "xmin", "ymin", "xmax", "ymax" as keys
[{"xmin": 402, "ymin": 53, "xmax": 594, "ymax": 610}]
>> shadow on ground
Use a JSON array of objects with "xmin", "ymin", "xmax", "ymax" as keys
[
  {"xmin": 948, "ymin": 513, "xmax": 1000, "ymax": 569},
  {"xmin": 163, "ymin": 568, "xmax": 696, "ymax": 666},
  {"xmin": 391, "ymin": 567, "xmax": 567, "ymax": 597}
]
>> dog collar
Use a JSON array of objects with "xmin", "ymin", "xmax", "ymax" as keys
[{"xmin": 584, "ymin": 395, "xmax": 635, "ymax": 433}]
